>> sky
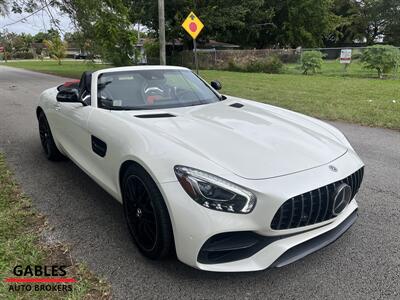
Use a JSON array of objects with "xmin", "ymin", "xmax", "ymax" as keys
[{"xmin": 0, "ymin": 8, "xmax": 73, "ymax": 36}]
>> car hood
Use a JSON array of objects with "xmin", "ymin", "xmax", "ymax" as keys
[{"xmin": 121, "ymin": 99, "xmax": 348, "ymax": 180}]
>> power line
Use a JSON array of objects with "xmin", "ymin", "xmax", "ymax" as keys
[{"xmin": 2, "ymin": 1, "xmax": 54, "ymax": 28}]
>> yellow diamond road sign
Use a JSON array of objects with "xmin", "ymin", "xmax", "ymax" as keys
[{"xmin": 182, "ymin": 11, "xmax": 204, "ymax": 40}]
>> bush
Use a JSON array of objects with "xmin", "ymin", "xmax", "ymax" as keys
[
  {"xmin": 360, "ymin": 45, "xmax": 400, "ymax": 79},
  {"xmin": 227, "ymin": 59, "xmax": 242, "ymax": 72},
  {"xmin": 277, "ymin": 52, "xmax": 300, "ymax": 63},
  {"xmin": 301, "ymin": 51, "xmax": 324, "ymax": 75},
  {"xmin": 13, "ymin": 51, "xmax": 34, "ymax": 59},
  {"xmin": 351, "ymin": 49, "xmax": 363, "ymax": 60},
  {"xmin": 4, "ymin": 52, "xmax": 12, "ymax": 61},
  {"xmin": 226, "ymin": 55, "xmax": 283, "ymax": 74},
  {"xmin": 246, "ymin": 55, "xmax": 283, "ymax": 73},
  {"xmin": 143, "ymin": 40, "xmax": 160, "ymax": 61}
]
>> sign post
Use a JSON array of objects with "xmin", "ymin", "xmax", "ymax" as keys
[
  {"xmin": 193, "ymin": 39, "xmax": 199, "ymax": 74},
  {"xmin": 340, "ymin": 49, "xmax": 352, "ymax": 73},
  {"xmin": 182, "ymin": 11, "xmax": 204, "ymax": 74}
]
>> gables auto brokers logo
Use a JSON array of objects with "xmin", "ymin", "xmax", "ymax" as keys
[{"xmin": 4, "ymin": 265, "xmax": 76, "ymax": 293}]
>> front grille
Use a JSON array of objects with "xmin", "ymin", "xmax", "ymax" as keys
[{"xmin": 271, "ymin": 167, "xmax": 364, "ymax": 230}]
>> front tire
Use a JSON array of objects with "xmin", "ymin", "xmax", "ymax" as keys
[
  {"xmin": 38, "ymin": 112, "xmax": 66, "ymax": 161},
  {"xmin": 122, "ymin": 164, "xmax": 174, "ymax": 259}
]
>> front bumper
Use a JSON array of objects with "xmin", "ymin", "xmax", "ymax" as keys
[
  {"xmin": 160, "ymin": 151, "xmax": 362, "ymax": 272},
  {"xmin": 197, "ymin": 203, "xmax": 357, "ymax": 271},
  {"xmin": 271, "ymin": 208, "xmax": 357, "ymax": 268}
]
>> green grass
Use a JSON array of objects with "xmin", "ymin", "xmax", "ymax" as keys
[
  {"xmin": 285, "ymin": 60, "xmax": 371, "ymax": 77},
  {"xmin": 200, "ymin": 69, "xmax": 400, "ymax": 129},
  {"xmin": 3, "ymin": 60, "xmax": 400, "ymax": 129},
  {"xmin": 284, "ymin": 59, "xmax": 399, "ymax": 79},
  {"xmin": 0, "ymin": 154, "xmax": 110, "ymax": 299}
]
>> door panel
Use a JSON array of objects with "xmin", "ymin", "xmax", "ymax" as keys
[
  {"xmin": 84, "ymin": 109, "xmax": 126, "ymax": 199},
  {"xmin": 52, "ymin": 102, "xmax": 93, "ymax": 166}
]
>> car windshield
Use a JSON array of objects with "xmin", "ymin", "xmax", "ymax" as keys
[{"xmin": 97, "ymin": 69, "xmax": 220, "ymax": 110}]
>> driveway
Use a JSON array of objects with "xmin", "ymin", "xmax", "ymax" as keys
[{"xmin": 0, "ymin": 65, "xmax": 399, "ymax": 299}]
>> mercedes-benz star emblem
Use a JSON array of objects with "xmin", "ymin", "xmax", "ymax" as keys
[
  {"xmin": 332, "ymin": 183, "xmax": 352, "ymax": 216},
  {"xmin": 329, "ymin": 165, "xmax": 338, "ymax": 172}
]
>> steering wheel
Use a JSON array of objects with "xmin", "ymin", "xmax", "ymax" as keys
[
  {"xmin": 143, "ymin": 84, "xmax": 168, "ymax": 105},
  {"xmin": 145, "ymin": 86, "xmax": 165, "ymax": 96}
]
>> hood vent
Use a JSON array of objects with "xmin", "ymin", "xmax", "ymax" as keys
[
  {"xmin": 230, "ymin": 103, "xmax": 244, "ymax": 108},
  {"xmin": 135, "ymin": 113, "xmax": 176, "ymax": 119}
]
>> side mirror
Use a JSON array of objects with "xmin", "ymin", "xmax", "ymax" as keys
[
  {"xmin": 56, "ymin": 88, "xmax": 80, "ymax": 103},
  {"xmin": 210, "ymin": 80, "xmax": 222, "ymax": 90}
]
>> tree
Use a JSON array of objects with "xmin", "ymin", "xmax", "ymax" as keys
[
  {"xmin": 277, "ymin": 0, "xmax": 343, "ymax": 47},
  {"xmin": 122, "ymin": 0, "xmax": 274, "ymax": 48},
  {"xmin": 301, "ymin": 51, "xmax": 324, "ymax": 74},
  {"xmin": 9, "ymin": 0, "xmax": 39, "ymax": 14},
  {"xmin": 0, "ymin": 0, "xmax": 8, "ymax": 15},
  {"xmin": 64, "ymin": 31, "xmax": 85, "ymax": 48},
  {"xmin": 360, "ymin": 45, "xmax": 400, "ymax": 78},
  {"xmin": 6, "ymin": 0, "xmax": 400, "ymax": 51},
  {"xmin": 0, "ymin": 31, "xmax": 35, "ymax": 59},
  {"xmin": 382, "ymin": 0, "xmax": 400, "ymax": 45},
  {"xmin": 0, "ymin": 30, "xmax": 14, "ymax": 61},
  {"xmin": 133, "ymin": 0, "xmax": 342, "ymax": 48},
  {"xmin": 58, "ymin": 0, "xmax": 136, "ymax": 66},
  {"xmin": 356, "ymin": 0, "xmax": 388, "ymax": 45},
  {"xmin": 344, "ymin": 0, "xmax": 400, "ymax": 45},
  {"xmin": 385, "ymin": 21, "xmax": 400, "ymax": 46},
  {"xmin": 143, "ymin": 40, "xmax": 159, "ymax": 59},
  {"xmin": 13, "ymin": 33, "xmax": 33, "ymax": 52},
  {"xmin": 327, "ymin": 0, "xmax": 364, "ymax": 45},
  {"xmin": 44, "ymin": 36, "xmax": 67, "ymax": 65},
  {"xmin": 64, "ymin": 31, "xmax": 95, "ymax": 58},
  {"xmin": 33, "ymin": 29, "xmax": 60, "ymax": 43}
]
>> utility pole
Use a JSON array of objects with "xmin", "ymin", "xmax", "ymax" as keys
[{"xmin": 158, "ymin": 0, "xmax": 166, "ymax": 65}]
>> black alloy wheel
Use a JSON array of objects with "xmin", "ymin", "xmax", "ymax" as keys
[
  {"xmin": 38, "ymin": 112, "xmax": 66, "ymax": 161},
  {"xmin": 122, "ymin": 164, "xmax": 174, "ymax": 259},
  {"xmin": 125, "ymin": 175, "xmax": 158, "ymax": 251}
]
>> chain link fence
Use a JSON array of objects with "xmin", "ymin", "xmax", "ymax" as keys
[
  {"xmin": 301, "ymin": 47, "xmax": 370, "ymax": 60},
  {"xmin": 147, "ymin": 48, "xmax": 300, "ymax": 69},
  {"xmin": 146, "ymin": 46, "xmax": 400, "ymax": 69}
]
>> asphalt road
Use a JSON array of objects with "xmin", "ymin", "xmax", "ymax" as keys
[{"xmin": 0, "ymin": 65, "xmax": 399, "ymax": 299}]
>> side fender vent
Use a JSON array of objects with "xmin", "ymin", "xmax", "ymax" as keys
[
  {"xmin": 230, "ymin": 103, "xmax": 244, "ymax": 108},
  {"xmin": 135, "ymin": 113, "xmax": 176, "ymax": 119},
  {"xmin": 91, "ymin": 135, "xmax": 107, "ymax": 157}
]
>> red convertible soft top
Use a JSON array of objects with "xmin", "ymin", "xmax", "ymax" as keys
[
  {"xmin": 57, "ymin": 72, "xmax": 92, "ymax": 93},
  {"xmin": 63, "ymin": 80, "xmax": 80, "ymax": 87},
  {"xmin": 57, "ymin": 80, "xmax": 80, "ymax": 91}
]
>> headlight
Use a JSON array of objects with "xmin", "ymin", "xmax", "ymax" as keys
[{"xmin": 174, "ymin": 166, "xmax": 256, "ymax": 214}]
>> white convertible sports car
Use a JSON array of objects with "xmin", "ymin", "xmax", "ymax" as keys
[{"xmin": 37, "ymin": 66, "xmax": 364, "ymax": 272}]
